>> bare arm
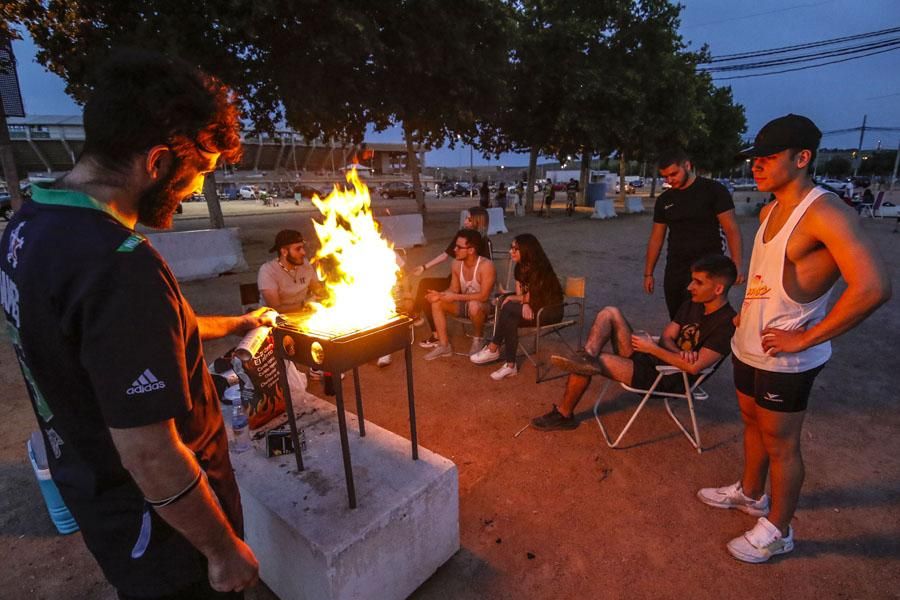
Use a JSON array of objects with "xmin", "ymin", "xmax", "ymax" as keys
[
  {"xmin": 657, "ymin": 321, "xmax": 682, "ymax": 352},
  {"xmin": 196, "ymin": 308, "xmax": 275, "ymax": 341},
  {"xmin": 717, "ymin": 209, "xmax": 745, "ymax": 284},
  {"xmin": 643, "ymin": 223, "xmax": 667, "ymax": 294},
  {"xmin": 412, "ymin": 251, "xmax": 450, "ymax": 276},
  {"xmin": 763, "ymin": 199, "xmax": 891, "ymax": 354},
  {"xmin": 109, "ymin": 421, "xmax": 259, "ymax": 592},
  {"xmin": 643, "ymin": 343, "xmax": 725, "ymax": 376}
]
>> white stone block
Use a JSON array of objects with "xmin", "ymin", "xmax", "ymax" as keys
[
  {"xmin": 232, "ymin": 393, "xmax": 459, "ymax": 600},
  {"xmin": 145, "ymin": 227, "xmax": 248, "ymax": 281},
  {"xmin": 590, "ymin": 199, "xmax": 617, "ymax": 219},
  {"xmin": 378, "ymin": 214, "xmax": 427, "ymax": 249}
]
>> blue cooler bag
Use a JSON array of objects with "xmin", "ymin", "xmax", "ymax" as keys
[{"xmin": 27, "ymin": 432, "xmax": 79, "ymax": 535}]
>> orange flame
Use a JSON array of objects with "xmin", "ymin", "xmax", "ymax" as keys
[{"xmin": 302, "ymin": 168, "xmax": 400, "ymax": 335}]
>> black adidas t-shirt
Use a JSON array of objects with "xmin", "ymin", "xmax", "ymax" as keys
[
  {"xmin": 653, "ymin": 177, "xmax": 734, "ymax": 263},
  {"xmin": 0, "ymin": 185, "xmax": 239, "ymax": 596},
  {"xmin": 672, "ymin": 299, "xmax": 737, "ymax": 356}
]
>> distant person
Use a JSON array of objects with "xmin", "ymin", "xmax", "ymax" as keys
[
  {"xmin": 479, "ymin": 180, "xmax": 490, "ymax": 208},
  {"xmin": 531, "ymin": 254, "xmax": 736, "ymax": 430},
  {"xmin": 540, "ymin": 178, "xmax": 555, "ymax": 217},
  {"xmin": 258, "ymin": 229, "xmax": 323, "ymax": 314},
  {"xmin": 470, "ymin": 234, "xmax": 564, "ymax": 380},
  {"xmin": 644, "ymin": 148, "xmax": 744, "ymax": 319},
  {"xmin": 496, "ymin": 182, "xmax": 508, "ymax": 210},
  {"xmin": 565, "ymin": 178, "xmax": 578, "ymax": 216},
  {"xmin": 698, "ymin": 114, "xmax": 890, "ymax": 563},
  {"xmin": 0, "ymin": 50, "xmax": 261, "ymax": 598}
]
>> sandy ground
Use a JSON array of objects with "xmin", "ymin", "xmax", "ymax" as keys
[{"xmin": 1, "ymin": 193, "xmax": 898, "ymax": 599}]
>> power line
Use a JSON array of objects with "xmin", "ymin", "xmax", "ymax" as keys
[
  {"xmin": 711, "ymin": 45, "xmax": 900, "ymax": 80},
  {"xmin": 702, "ymin": 37, "xmax": 900, "ymax": 72},
  {"xmin": 701, "ymin": 26, "xmax": 900, "ymax": 63},
  {"xmin": 684, "ymin": 1, "xmax": 831, "ymax": 30}
]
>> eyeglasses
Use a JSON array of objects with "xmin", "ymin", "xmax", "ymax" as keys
[{"xmin": 454, "ymin": 244, "xmax": 470, "ymax": 250}]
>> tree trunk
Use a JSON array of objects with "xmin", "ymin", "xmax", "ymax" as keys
[
  {"xmin": 0, "ymin": 107, "xmax": 23, "ymax": 211},
  {"xmin": 526, "ymin": 146, "xmax": 538, "ymax": 212},
  {"xmin": 579, "ymin": 149, "xmax": 591, "ymax": 205},
  {"xmin": 403, "ymin": 124, "xmax": 426, "ymax": 218},
  {"xmin": 618, "ymin": 151, "xmax": 627, "ymax": 204},
  {"xmin": 204, "ymin": 172, "xmax": 225, "ymax": 229},
  {"xmin": 650, "ymin": 173, "xmax": 658, "ymax": 198}
]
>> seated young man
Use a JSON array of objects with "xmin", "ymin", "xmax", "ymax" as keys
[
  {"xmin": 532, "ymin": 254, "xmax": 737, "ymax": 431},
  {"xmin": 423, "ymin": 229, "xmax": 496, "ymax": 360}
]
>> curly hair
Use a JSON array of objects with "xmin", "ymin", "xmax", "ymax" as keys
[{"xmin": 81, "ymin": 49, "xmax": 242, "ymax": 175}]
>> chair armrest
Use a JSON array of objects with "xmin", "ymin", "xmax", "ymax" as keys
[{"xmin": 655, "ymin": 364, "xmax": 715, "ymax": 375}]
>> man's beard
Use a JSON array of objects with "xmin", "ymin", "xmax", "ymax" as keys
[
  {"xmin": 284, "ymin": 253, "xmax": 305, "ymax": 266},
  {"xmin": 137, "ymin": 165, "xmax": 191, "ymax": 229}
]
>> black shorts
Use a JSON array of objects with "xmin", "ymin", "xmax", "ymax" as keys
[
  {"xmin": 630, "ymin": 352, "xmax": 686, "ymax": 393},
  {"xmin": 732, "ymin": 355, "xmax": 824, "ymax": 413}
]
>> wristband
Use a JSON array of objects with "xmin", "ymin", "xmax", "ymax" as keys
[{"xmin": 145, "ymin": 470, "xmax": 203, "ymax": 508}]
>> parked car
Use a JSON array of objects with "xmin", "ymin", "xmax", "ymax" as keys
[
  {"xmin": 615, "ymin": 181, "xmax": 636, "ymax": 194},
  {"xmin": 238, "ymin": 185, "xmax": 259, "ymax": 199},
  {"xmin": 0, "ymin": 192, "xmax": 13, "ymax": 221},
  {"xmin": 292, "ymin": 184, "xmax": 324, "ymax": 199},
  {"xmin": 817, "ymin": 178, "xmax": 853, "ymax": 198},
  {"xmin": 379, "ymin": 181, "xmax": 416, "ymax": 199}
]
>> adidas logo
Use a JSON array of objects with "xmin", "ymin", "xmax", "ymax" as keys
[{"xmin": 127, "ymin": 369, "xmax": 167, "ymax": 395}]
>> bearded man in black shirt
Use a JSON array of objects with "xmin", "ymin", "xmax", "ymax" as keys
[{"xmin": 643, "ymin": 149, "xmax": 744, "ymax": 318}]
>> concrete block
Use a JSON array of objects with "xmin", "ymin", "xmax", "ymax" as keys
[
  {"xmin": 146, "ymin": 227, "xmax": 248, "ymax": 281},
  {"xmin": 624, "ymin": 196, "xmax": 644, "ymax": 214},
  {"xmin": 232, "ymin": 393, "xmax": 459, "ymax": 600},
  {"xmin": 590, "ymin": 199, "xmax": 617, "ymax": 220},
  {"xmin": 377, "ymin": 214, "xmax": 427, "ymax": 249}
]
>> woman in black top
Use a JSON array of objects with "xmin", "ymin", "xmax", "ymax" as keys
[{"xmin": 470, "ymin": 233, "xmax": 564, "ymax": 380}]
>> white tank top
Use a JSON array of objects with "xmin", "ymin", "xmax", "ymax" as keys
[
  {"xmin": 732, "ymin": 186, "xmax": 835, "ymax": 372},
  {"xmin": 459, "ymin": 256, "xmax": 483, "ymax": 294}
]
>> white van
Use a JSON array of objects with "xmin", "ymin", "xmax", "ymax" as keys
[{"xmin": 238, "ymin": 185, "xmax": 258, "ymax": 199}]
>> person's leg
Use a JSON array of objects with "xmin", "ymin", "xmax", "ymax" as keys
[
  {"xmin": 467, "ymin": 300, "xmax": 488, "ymax": 339},
  {"xmin": 558, "ymin": 373, "xmax": 592, "ymax": 415},
  {"xmin": 663, "ymin": 264, "xmax": 691, "ymax": 320},
  {"xmin": 583, "ymin": 306, "xmax": 635, "ymax": 357},
  {"xmin": 498, "ymin": 301, "xmax": 523, "ymax": 364},
  {"xmin": 416, "ymin": 276, "xmax": 450, "ymax": 331},
  {"xmin": 557, "ymin": 352, "xmax": 634, "ymax": 418},
  {"xmin": 755, "ymin": 408, "xmax": 807, "ymax": 535},
  {"xmin": 738, "ymin": 390, "xmax": 770, "ymax": 500},
  {"xmin": 430, "ymin": 298, "xmax": 460, "ymax": 347}
]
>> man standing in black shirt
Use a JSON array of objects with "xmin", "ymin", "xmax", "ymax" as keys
[
  {"xmin": 1, "ymin": 51, "xmax": 263, "ymax": 598},
  {"xmin": 644, "ymin": 149, "xmax": 744, "ymax": 318}
]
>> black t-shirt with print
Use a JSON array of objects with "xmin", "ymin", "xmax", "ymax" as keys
[
  {"xmin": 653, "ymin": 176, "xmax": 734, "ymax": 263},
  {"xmin": 0, "ymin": 186, "xmax": 240, "ymax": 596},
  {"xmin": 672, "ymin": 299, "xmax": 737, "ymax": 356}
]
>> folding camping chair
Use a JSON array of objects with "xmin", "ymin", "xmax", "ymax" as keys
[
  {"xmin": 448, "ymin": 259, "xmax": 514, "ymax": 355},
  {"xmin": 592, "ymin": 354, "xmax": 726, "ymax": 454},
  {"xmin": 239, "ymin": 282, "xmax": 260, "ymax": 313},
  {"xmin": 505, "ymin": 275, "xmax": 586, "ymax": 383}
]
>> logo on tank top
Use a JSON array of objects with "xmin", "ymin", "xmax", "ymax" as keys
[{"xmin": 745, "ymin": 274, "xmax": 771, "ymax": 300}]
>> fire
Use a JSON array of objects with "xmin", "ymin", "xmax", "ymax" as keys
[{"xmin": 301, "ymin": 168, "xmax": 400, "ymax": 335}]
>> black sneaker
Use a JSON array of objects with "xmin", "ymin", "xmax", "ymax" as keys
[
  {"xmin": 418, "ymin": 335, "xmax": 439, "ymax": 349},
  {"xmin": 550, "ymin": 350, "xmax": 602, "ymax": 377},
  {"xmin": 531, "ymin": 405, "xmax": 578, "ymax": 431}
]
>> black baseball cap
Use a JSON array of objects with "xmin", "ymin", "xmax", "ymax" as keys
[
  {"xmin": 740, "ymin": 114, "xmax": 821, "ymax": 157},
  {"xmin": 269, "ymin": 229, "xmax": 303, "ymax": 253}
]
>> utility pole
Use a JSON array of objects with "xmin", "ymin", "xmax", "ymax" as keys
[
  {"xmin": 853, "ymin": 114, "xmax": 867, "ymax": 177},
  {"xmin": 891, "ymin": 140, "xmax": 899, "ymax": 191}
]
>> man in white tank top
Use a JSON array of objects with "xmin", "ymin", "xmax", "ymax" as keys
[
  {"xmin": 423, "ymin": 229, "xmax": 496, "ymax": 359},
  {"xmin": 697, "ymin": 114, "xmax": 891, "ymax": 563}
]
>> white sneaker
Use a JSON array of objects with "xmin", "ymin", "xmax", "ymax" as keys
[
  {"xmin": 308, "ymin": 368, "xmax": 324, "ymax": 381},
  {"xmin": 424, "ymin": 344, "xmax": 452, "ymax": 361},
  {"xmin": 727, "ymin": 517, "xmax": 794, "ymax": 563},
  {"xmin": 412, "ymin": 316, "xmax": 426, "ymax": 327},
  {"xmin": 377, "ymin": 354, "xmax": 392, "ymax": 367},
  {"xmin": 470, "ymin": 345, "xmax": 501, "ymax": 364},
  {"xmin": 490, "ymin": 363, "xmax": 517, "ymax": 380},
  {"xmin": 418, "ymin": 335, "xmax": 439, "ymax": 349},
  {"xmin": 469, "ymin": 337, "xmax": 485, "ymax": 356},
  {"xmin": 697, "ymin": 482, "xmax": 770, "ymax": 517}
]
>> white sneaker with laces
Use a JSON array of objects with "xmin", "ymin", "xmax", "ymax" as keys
[
  {"xmin": 470, "ymin": 345, "xmax": 500, "ymax": 364},
  {"xmin": 469, "ymin": 337, "xmax": 485, "ymax": 356},
  {"xmin": 727, "ymin": 517, "xmax": 794, "ymax": 563},
  {"xmin": 696, "ymin": 482, "xmax": 770, "ymax": 517},
  {"xmin": 424, "ymin": 344, "xmax": 452, "ymax": 361},
  {"xmin": 377, "ymin": 354, "xmax": 392, "ymax": 367},
  {"xmin": 490, "ymin": 363, "xmax": 517, "ymax": 380},
  {"xmin": 308, "ymin": 368, "xmax": 324, "ymax": 381}
]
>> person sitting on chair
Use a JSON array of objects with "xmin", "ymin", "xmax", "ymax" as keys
[
  {"xmin": 470, "ymin": 233, "xmax": 564, "ymax": 380},
  {"xmin": 531, "ymin": 254, "xmax": 737, "ymax": 431},
  {"xmin": 422, "ymin": 229, "xmax": 496, "ymax": 360},
  {"xmin": 257, "ymin": 229, "xmax": 323, "ymax": 313}
]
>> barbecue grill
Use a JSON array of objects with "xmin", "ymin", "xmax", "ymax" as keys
[{"xmin": 273, "ymin": 313, "xmax": 417, "ymax": 508}]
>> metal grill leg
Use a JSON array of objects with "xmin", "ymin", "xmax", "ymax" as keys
[
  {"xmin": 333, "ymin": 372, "xmax": 357, "ymax": 508},
  {"xmin": 404, "ymin": 344, "xmax": 419, "ymax": 460},
  {"xmin": 353, "ymin": 367, "xmax": 365, "ymax": 437},
  {"xmin": 276, "ymin": 358, "xmax": 304, "ymax": 472}
]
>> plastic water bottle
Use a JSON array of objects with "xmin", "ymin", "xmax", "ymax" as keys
[{"xmin": 230, "ymin": 398, "xmax": 251, "ymax": 454}]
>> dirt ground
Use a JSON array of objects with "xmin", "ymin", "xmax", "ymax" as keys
[{"xmin": 1, "ymin": 194, "xmax": 898, "ymax": 599}]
